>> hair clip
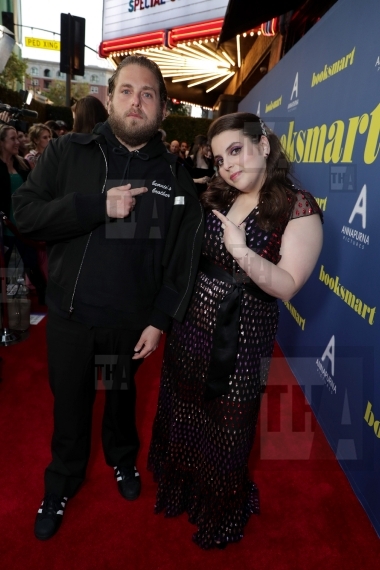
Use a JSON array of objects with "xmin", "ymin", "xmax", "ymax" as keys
[
  {"xmin": 243, "ymin": 121, "xmax": 265, "ymax": 138},
  {"xmin": 259, "ymin": 118, "xmax": 268, "ymax": 137}
]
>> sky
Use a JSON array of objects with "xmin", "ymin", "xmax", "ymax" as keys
[{"xmin": 20, "ymin": 0, "xmax": 112, "ymax": 69}]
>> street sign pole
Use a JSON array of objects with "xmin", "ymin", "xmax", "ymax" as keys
[{"xmin": 65, "ymin": 14, "xmax": 72, "ymax": 107}]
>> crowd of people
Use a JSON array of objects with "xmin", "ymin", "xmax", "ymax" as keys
[
  {"xmin": 2, "ymin": 55, "xmax": 323, "ymax": 550},
  {"xmin": 164, "ymin": 134, "xmax": 217, "ymax": 195},
  {"xmin": 0, "ymin": 95, "xmax": 110, "ymax": 300},
  {"xmin": 1, "ymin": 91, "xmax": 216, "ymax": 306},
  {"xmin": 0, "ymin": 122, "xmax": 46, "ymax": 302}
]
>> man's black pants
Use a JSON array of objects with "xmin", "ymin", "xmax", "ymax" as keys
[{"xmin": 45, "ymin": 310, "xmax": 143, "ymax": 498}]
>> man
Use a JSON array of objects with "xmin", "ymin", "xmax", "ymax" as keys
[
  {"xmin": 179, "ymin": 141, "xmax": 188, "ymax": 159},
  {"xmin": 177, "ymin": 140, "xmax": 191, "ymax": 171},
  {"xmin": 55, "ymin": 120, "xmax": 69, "ymax": 136},
  {"xmin": 13, "ymin": 55, "xmax": 204, "ymax": 541},
  {"xmin": 169, "ymin": 139, "xmax": 179, "ymax": 154}
]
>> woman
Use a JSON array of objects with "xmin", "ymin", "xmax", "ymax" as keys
[
  {"xmin": 71, "ymin": 95, "xmax": 108, "ymax": 133},
  {"xmin": 0, "ymin": 125, "xmax": 46, "ymax": 302},
  {"xmin": 24, "ymin": 124, "xmax": 52, "ymax": 169},
  {"xmin": 187, "ymin": 135, "xmax": 215, "ymax": 195},
  {"xmin": 24, "ymin": 124, "xmax": 52, "ymax": 284},
  {"xmin": 16, "ymin": 129, "xmax": 29, "ymax": 158},
  {"xmin": 0, "ymin": 125, "xmax": 30, "ymax": 229},
  {"xmin": 148, "ymin": 113, "xmax": 323, "ymax": 549}
]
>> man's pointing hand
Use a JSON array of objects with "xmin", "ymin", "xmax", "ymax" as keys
[{"xmin": 106, "ymin": 184, "xmax": 148, "ymax": 218}]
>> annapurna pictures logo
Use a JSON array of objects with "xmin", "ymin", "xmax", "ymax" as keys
[
  {"xmin": 341, "ymin": 184, "xmax": 370, "ymax": 249},
  {"xmin": 288, "ymin": 72, "xmax": 299, "ymax": 111},
  {"xmin": 316, "ymin": 335, "xmax": 337, "ymax": 394}
]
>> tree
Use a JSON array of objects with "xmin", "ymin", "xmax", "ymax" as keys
[
  {"xmin": 0, "ymin": 52, "xmax": 29, "ymax": 90},
  {"xmin": 44, "ymin": 80, "xmax": 90, "ymax": 106},
  {"xmin": 166, "ymin": 100, "xmax": 190, "ymax": 116}
]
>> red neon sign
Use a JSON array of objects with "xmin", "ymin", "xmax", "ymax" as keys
[
  {"xmin": 99, "ymin": 18, "xmax": 224, "ymax": 57},
  {"xmin": 168, "ymin": 19, "xmax": 224, "ymax": 47},
  {"xmin": 99, "ymin": 30, "xmax": 165, "ymax": 56}
]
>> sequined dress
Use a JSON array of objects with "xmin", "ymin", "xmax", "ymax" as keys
[{"xmin": 148, "ymin": 190, "xmax": 320, "ymax": 549}]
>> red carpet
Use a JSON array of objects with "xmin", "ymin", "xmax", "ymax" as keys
[{"xmin": 0, "ymin": 314, "xmax": 379, "ymax": 569}]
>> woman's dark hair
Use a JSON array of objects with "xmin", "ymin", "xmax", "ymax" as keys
[
  {"xmin": 189, "ymin": 134, "xmax": 213, "ymax": 168},
  {"xmin": 72, "ymin": 96, "xmax": 108, "ymax": 133},
  {"xmin": 44, "ymin": 120, "xmax": 59, "ymax": 138},
  {"xmin": 189, "ymin": 134, "xmax": 207, "ymax": 158},
  {"xmin": 202, "ymin": 112, "xmax": 297, "ymax": 230}
]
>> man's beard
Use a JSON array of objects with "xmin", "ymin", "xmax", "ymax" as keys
[{"xmin": 108, "ymin": 102, "xmax": 162, "ymax": 148}]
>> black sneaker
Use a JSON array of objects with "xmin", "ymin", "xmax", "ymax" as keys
[
  {"xmin": 34, "ymin": 493, "xmax": 68, "ymax": 540},
  {"xmin": 114, "ymin": 466, "xmax": 141, "ymax": 501}
]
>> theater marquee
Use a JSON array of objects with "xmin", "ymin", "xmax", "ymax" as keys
[{"xmin": 102, "ymin": 0, "xmax": 229, "ymax": 41}]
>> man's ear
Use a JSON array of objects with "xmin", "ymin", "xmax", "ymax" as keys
[
  {"xmin": 162, "ymin": 102, "xmax": 168, "ymax": 121},
  {"xmin": 106, "ymin": 94, "xmax": 111, "ymax": 111}
]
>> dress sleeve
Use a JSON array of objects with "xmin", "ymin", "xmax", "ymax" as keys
[{"xmin": 290, "ymin": 190, "xmax": 323, "ymax": 223}]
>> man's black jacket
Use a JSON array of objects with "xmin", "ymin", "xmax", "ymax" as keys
[{"xmin": 12, "ymin": 129, "xmax": 204, "ymax": 329}]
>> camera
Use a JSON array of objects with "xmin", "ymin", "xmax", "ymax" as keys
[
  {"xmin": 0, "ymin": 92, "xmax": 38, "ymax": 132},
  {"xmin": 0, "ymin": 102, "xmax": 38, "ymax": 118}
]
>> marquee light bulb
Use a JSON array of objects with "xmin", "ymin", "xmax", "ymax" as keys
[{"xmin": 236, "ymin": 35, "xmax": 241, "ymax": 68}]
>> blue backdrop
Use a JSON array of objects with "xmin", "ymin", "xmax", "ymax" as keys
[{"xmin": 239, "ymin": 0, "xmax": 380, "ymax": 535}]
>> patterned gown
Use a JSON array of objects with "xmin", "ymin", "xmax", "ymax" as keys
[{"xmin": 148, "ymin": 190, "xmax": 321, "ymax": 549}]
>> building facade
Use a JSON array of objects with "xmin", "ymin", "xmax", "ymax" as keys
[{"xmin": 24, "ymin": 58, "xmax": 113, "ymax": 106}]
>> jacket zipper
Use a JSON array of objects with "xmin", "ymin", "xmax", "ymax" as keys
[
  {"xmin": 69, "ymin": 143, "xmax": 108, "ymax": 315},
  {"xmin": 169, "ymin": 164, "xmax": 204, "ymax": 317}
]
